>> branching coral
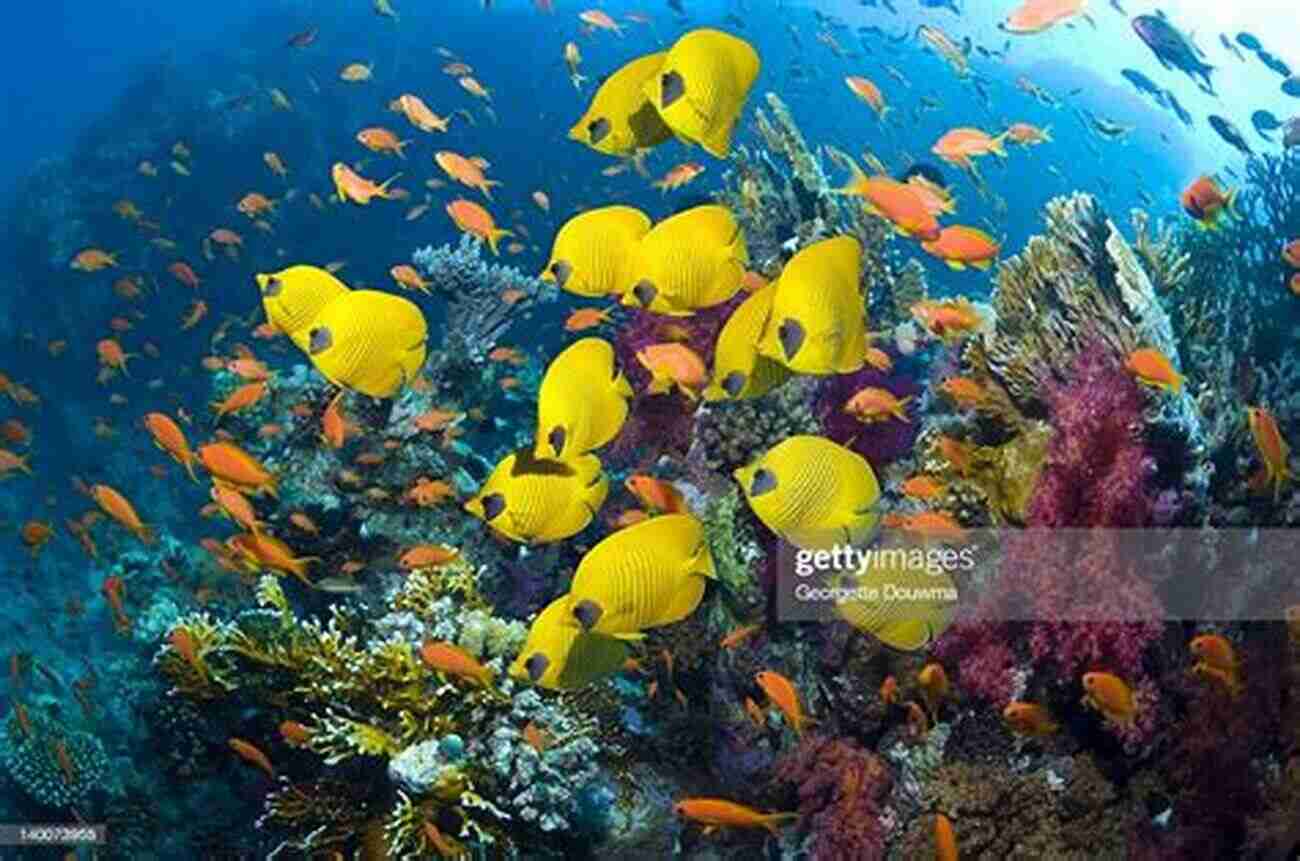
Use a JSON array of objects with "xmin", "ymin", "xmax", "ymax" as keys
[
  {"xmin": 412, "ymin": 234, "xmax": 558, "ymax": 365},
  {"xmin": 157, "ymin": 552, "xmax": 609, "ymax": 858}
]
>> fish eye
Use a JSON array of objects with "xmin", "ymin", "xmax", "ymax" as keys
[
  {"xmin": 587, "ymin": 118, "xmax": 611, "ymax": 144},
  {"xmin": 721, "ymin": 371, "xmax": 746, "ymax": 398},
  {"xmin": 308, "ymin": 326, "xmax": 333, "ymax": 354},
  {"xmin": 550, "ymin": 260, "xmax": 572, "ymax": 287},
  {"xmin": 632, "ymin": 280, "xmax": 657, "ymax": 308},
  {"xmin": 750, "ymin": 468, "xmax": 777, "ymax": 497},
  {"xmin": 481, "ymin": 492, "xmax": 506, "ymax": 521},
  {"xmin": 262, "ymin": 276, "xmax": 282, "ymax": 297},
  {"xmin": 525, "ymin": 653, "xmax": 549, "ymax": 682},
  {"xmin": 660, "ymin": 71, "xmax": 685, "ymax": 108},
  {"xmin": 547, "ymin": 426, "xmax": 567, "ymax": 458},
  {"xmin": 777, "ymin": 319, "xmax": 805, "ymax": 361}
]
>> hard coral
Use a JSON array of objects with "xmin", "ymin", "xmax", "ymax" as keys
[{"xmin": 774, "ymin": 734, "xmax": 892, "ymax": 861}]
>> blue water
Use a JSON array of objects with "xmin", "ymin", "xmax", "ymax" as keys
[{"xmin": 2, "ymin": 1, "xmax": 1297, "ymax": 858}]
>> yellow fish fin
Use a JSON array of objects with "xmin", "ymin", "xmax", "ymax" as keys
[{"xmin": 945, "ymin": 260, "xmax": 966, "ymax": 271}]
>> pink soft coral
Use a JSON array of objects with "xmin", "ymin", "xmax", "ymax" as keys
[
  {"xmin": 937, "ymin": 343, "xmax": 1164, "ymax": 729},
  {"xmin": 773, "ymin": 735, "xmax": 891, "ymax": 861}
]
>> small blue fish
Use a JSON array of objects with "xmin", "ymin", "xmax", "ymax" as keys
[
  {"xmin": 1209, "ymin": 115, "xmax": 1254, "ymax": 157},
  {"xmin": 1283, "ymin": 77, "xmax": 1300, "ymax": 99},
  {"xmin": 1252, "ymin": 110, "xmax": 1283, "ymax": 140},
  {"xmin": 1257, "ymin": 51, "xmax": 1293, "ymax": 79}
]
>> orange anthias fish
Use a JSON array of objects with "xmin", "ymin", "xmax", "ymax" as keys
[
  {"xmin": 96, "ymin": 339, "xmax": 135, "ymax": 376},
  {"xmin": 911, "ymin": 298, "xmax": 985, "ymax": 343},
  {"xmin": 1188, "ymin": 633, "xmax": 1243, "ymax": 696},
  {"xmin": 939, "ymin": 377, "xmax": 987, "ymax": 408},
  {"xmin": 905, "ymin": 174, "xmax": 957, "ymax": 217},
  {"xmin": 71, "ymin": 249, "xmax": 118, "ymax": 272},
  {"xmin": 199, "ymin": 442, "xmax": 278, "ymax": 497},
  {"xmin": 0, "ymin": 449, "xmax": 31, "ymax": 479},
  {"xmin": 169, "ymin": 261, "xmax": 201, "ymax": 289},
  {"xmin": 339, "ymin": 62, "xmax": 374, "ymax": 82},
  {"xmin": 564, "ymin": 307, "xmax": 614, "ymax": 332},
  {"xmin": 842, "ymin": 173, "xmax": 941, "ymax": 240},
  {"xmin": 652, "ymin": 162, "xmax": 705, "ymax": 193},
  {"xmin": 844, "ymin": 76, "xmax": 889, "ymax": 119},
  {"xmin": 331, "ymin": 162, "xmax": 402, "ymax": 205},
  {"xmin": 179, "ymin": 299, "xmax": 208, "ymax": 331},
  {"xmin": 625, "ymin": 474, "xmax": 688, "ymax": 514},
  {"xmin": 236, "ymin": 192, "xmax": 276, "ymax": 218},
  {"xmin": 357, "ymin": 127, "xmax": 410, "ymax": 159},
  {"xmin": 673, "ymin": 798, "xmax": 797, "ymax": 836},
  {"xmin": 918, "ymin": 662, "xmax": 949, "ymax": 717},
  {"xmin": 102, "ymin": 576, "xmax": 131, "ymax": 632},
  {"xmin": 435, "ymin": 151, "xmax": 500, "ymax": 199},
  {"xmin": 391, "ymin": 94, "xmax": 450, "ymax": 133},
  {"xmin": 1001, "ymin": 0, "xmax": 1088, "ymax": 34},
  {"xmin": 91, "ymin": 484, "xmax": 153, "ymax": 544},
  {"xmin": 1002, "ymin": 701, "xmax": 1059, "ymax": 736},
  {"xmin": 1081, "ymin": 671, "xmax": 1136, "ymax": 727},
  {"xmin": 144, "ymin": 412, "xmax": 199, "ymax": 481},
  {"xmin": 458, "ymin": 76, "xmax": 492, "ymax": 100},
  {"xmin": 844, "ymin": 387, "xmax": 913, "ymax": 423},
  {"xmin": 20, "ymin": 521, "xmax": 53, "ymax": 557},
  {"xmin": 931, "ymin": 127, "xmax": 1009, "ymax": 171},
  {"xmin": 1180, "ymin": 174, "xmax": 1238, "ymax": 230},
  {"xmin": 883, "ymin": 511, "xmax": 967, "ymax": 542},
  {"xmin": 390, "ymin": 264, "xmax": 432, "ymax": 294},
  {"xmin": 901, "ymin": 475, "xmax": 945, "ymax": 500},
  {"xmin": 228, "ymin": 738, "xmax": 276, "ymax": 778},
  {"xmin": 578, "ymin": 8, "xmax": 624, "ymax": 35},
  {"xmin": 863, "ymin": 346, "xmax": 894, "ymax": 372},
  {"xmin": 420, "ymin": 640, "xmax": 495, "ymax": 688},
  {"xmin": 210, "ymin": 484, "xmax": 263, "ymax": 535},
  {"xmin": 1125, "ymin": 348, "xmax": 1183, "ymax": 394},
  {"xmin": 399, "ymin": 544, "xmax": 459, "ymax": 570},
  {"xmin": 445, "ymin": 199, "xmax": 512, "ymax": 255},
  {"xmin": 404, "ymin": 477, "xmax": 455, "ymax": 507},
  {"xmin": 321, "ymin": 392, "xmax": 347, "ymax": 449},
  {"xmin": 921, "ymin": 226, "xmax": 1000, "ymax": 271},
  {"xmin": 1283, "ymin": 239, "xmax": 1300, "ymax": 269},
  {"xmin": 636, "ymin": 343, "xmax": 708, "ymax": 400},
  {"xmin": 228, "ymin": 532, "xmax": 318, "ymax": 585},
  {"xmin": 211, "ymin": 381, "xmax": 269, "ymax": 422},
  {"xmin": 719, "ymin": 623, "xmax": 761, "ymax": 650},
  {"xmin": 1247, "ymin": 406, "xmax": 1291, "ymax": 501},
  {"xmin": 755, "ymin": 670, "xmax": 813, "ymax": 737},
  {"xmin": 1005, "ymin": 122, "xmax": 1053, "ymax": 145}
]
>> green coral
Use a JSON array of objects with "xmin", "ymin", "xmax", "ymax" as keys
[{"xmin": 700, "ymin": 487, "xmax": 764, "ymax": 617}]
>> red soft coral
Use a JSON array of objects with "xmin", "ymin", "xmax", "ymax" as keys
[
  {"xmin": 937, "ymin": 344, "xmax": 1165, "ymax": 731},
  {"xmin": 773, "ymin": 735, "xmax": 892, "ymax": 861}
]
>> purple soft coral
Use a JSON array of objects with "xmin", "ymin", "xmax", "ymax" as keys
[
  {"xmin": 608, "ymin": 298, "xmax": 743, "ymax": 464},
  {"xmin": 813, "ymin": 355, "xmax": 922, "ymax": 468}
]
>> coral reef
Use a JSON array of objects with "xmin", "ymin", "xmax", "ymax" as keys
[
  {"xmin": 1, "ymin": 708, "xmax": 111, "ymax": 809},
  {"xmin": 412, "ymin": 234, "xmax": 558, "ymax": 365},
  {"xmin": 775, "ymin": 734, "xmax": 893, "ymax": 861}
]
